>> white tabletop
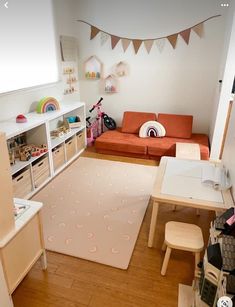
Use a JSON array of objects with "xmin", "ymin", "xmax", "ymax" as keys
[
  {"xmin": 161, "ymin": 159, "xmax": 223, "ymax": 203},
  {"xmin": 151, "ymin": 157, "xmax": 234, "ymax": 211}
]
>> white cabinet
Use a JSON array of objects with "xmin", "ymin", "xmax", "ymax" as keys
[{"xmin": 0, "ymin": 102, "xmax": 86, "ymax": 199}]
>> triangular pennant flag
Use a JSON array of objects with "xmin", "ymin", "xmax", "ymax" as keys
[
  {"xmin": 100, "ymin": 32, "xmax": 109, "ymax": 46},
  {"xmin": 90, "ymin": 26, "xmax": 100, "ymax": 40},
  {"xmin": 111, "ymin": 35, "xmax": 120, "ymax": 49},
  {"xmin": 122, "ymin": 39, "xmax": 131, "ymax": 52},
  {"xmin": 132, "ymin": 39, "xmax": 142, "ymax": 54},
  {"xmin": 144, "ymin": 40, "xmax": 154, "ymax": 53},
  {"xmin": 192, "ymin": 23, "xmax": 204, "ymax": 37},
  {"xmin": 167, "ymin": 34, "xmax": 178, "ymax": 49},
  {"xmin": 155, "ymin": 38, "xmax": 165, "ymax": 53},
  {"xmin": 180, "ymin": 29, "xmax": 191, "ymax": 44}
]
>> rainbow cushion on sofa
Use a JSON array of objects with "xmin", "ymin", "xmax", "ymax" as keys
[
  {"xmin": 122, "ymin": 111, "xmax": 157, "ymax": 134},
  {"xmin": 157, "ymin": 113, "xmax": 193, "ymax": 139},
  {"xmin": 139, "ymin": 121, "xmax": 166, "ymax": 138}
]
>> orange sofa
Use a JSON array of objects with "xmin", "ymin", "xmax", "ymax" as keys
[{"xmin": 95, "ymin": 111, "xmax": 210, "ymax": 160}]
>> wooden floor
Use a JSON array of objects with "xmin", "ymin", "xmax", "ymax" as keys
[{"xmin": 12, "ymin": 149, "xmax": 214, "ymax": 307}]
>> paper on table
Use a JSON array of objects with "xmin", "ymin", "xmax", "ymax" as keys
[{"xmin": 201, "ymin": 164, "xmax": 222, "ymax": 189}]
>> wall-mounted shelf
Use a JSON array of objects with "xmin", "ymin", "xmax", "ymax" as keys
[
  {"xmin": 84, "ymin": 56, "xmax": 102, "ymax": 80},
  {"xmin": 104, "ymin": 75, "xmax": 118, "ymax": 93},
  {"xmin": 0, "ymin": 102, "xmax": 86, "ymax": 199},
  {"xmin": 114, "ymin": 61, "xmax": 129, "ymax": 77},
  {"xmin": 62, "ymin": 64, "xmax": 78, "ymax": 95}
]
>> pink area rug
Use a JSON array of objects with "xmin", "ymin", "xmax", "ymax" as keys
[{"xmin": 32, "ymin": 157, "xmax": 157, "ymax": 269}]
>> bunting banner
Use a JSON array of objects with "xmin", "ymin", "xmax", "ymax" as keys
[
  {"xmin": 144, "ymin": 40, "xmax": 154, "ymax": 54},
  {"xmin": 132, "ymin": 39, "xmax": 142, "ymax": 54},
  {"xmin": 167, "ymin": 34, "xmax": 178, "ymax": 49},
  {"xmin": 100, "ymin": 32, "xmax": 109, "ymax": 46},
  {"xmin": 78, "ymin": 15, "xmax": 220, "ymax": 54},
  {"xmin": 192, "ymin": 23, "xmax": 204, "ymax": 37},
  {"xmin": 90, "ymin": 26, "xmax": 100, "ymax": 40},
  {"xmin": 122, "ymin": 38, "xmax": 131, "ymax": 52},
  {"xmin": 111, "ymin": 35, "xmax": 121, "ymax": 49},
  {"xmin": 155, "ymin": 38, "xmax": 165, "ymax": 53},
  {"xmin": 180, "ymin": 29, "xmax": 191, "ymax": 45}
]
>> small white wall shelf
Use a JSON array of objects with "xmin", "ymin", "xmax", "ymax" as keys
[
  {"xmin": 104, "ymin": 75, "xmax": 118, "ymax": 93},
  {"xmin": 62, "ymin": 64, "xmax": 78, "ymax": 95},
  {"xmin": 84, "ymin": 56, "xmax": 102, "ymax": 80},
  {"xmin": 114, "ymin": 61, "xmax": 129, "ymax": 77},
  {"xmin": 0, "ymin": 102, "xmax": 86, "ymax": 199}
]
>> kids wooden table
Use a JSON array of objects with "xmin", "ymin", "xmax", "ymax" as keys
[
  {"xmin": 0, "ymin": 198, "xmax": 47, "ymax": 299},
  {"xmin": 148, "ymin": 157, "xmax": 234, "ymax": 247}
]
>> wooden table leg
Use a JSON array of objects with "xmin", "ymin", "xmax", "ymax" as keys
[
  {"xmin": 148, "ymin": 201, "xmax": 159, "ymax": 247},
  {"xmin": 40, "ymin": 250, "xmax": 47, "ymax": 270},
  {"xmin": 38, "ymin": 212, "xmax": 47, "ymax": 270}
]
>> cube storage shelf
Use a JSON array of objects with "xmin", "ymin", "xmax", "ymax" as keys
[{"xmin": 0, "ymin": 102, "xmax": 86, "ymax": 199}]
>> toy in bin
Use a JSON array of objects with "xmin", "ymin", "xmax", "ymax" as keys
[
  {"xmin": 16, "ymin": 114, "xmax": 27, "ymax": 123},
  {"xmin": 66, "ymin": 116, "xmax": 81, "ymax": 128}
]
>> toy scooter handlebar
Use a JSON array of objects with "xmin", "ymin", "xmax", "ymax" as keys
[{"xmin": 89, "ymin": 97, "xmax": 103, "ymax": 113}]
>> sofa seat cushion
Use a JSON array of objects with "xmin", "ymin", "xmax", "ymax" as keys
[
  {"xmin": 148, "ymin": 134, "xmax": 209, "ymax": 160},
  {"xmin": 158, "ymin": 113, "xmax": 193, "ymax": 139},
  {"xmin": 122, "ymin": 111, "xmax": 157, "ymax": 134},
  {"xmin": 95, "ymin": 129, "xmax": 148, "ymax": 154}
]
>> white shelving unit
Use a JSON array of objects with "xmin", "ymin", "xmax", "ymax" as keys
[{"xmin": 0, "ymin": 101, "xmax": 86, "ymax": 199}]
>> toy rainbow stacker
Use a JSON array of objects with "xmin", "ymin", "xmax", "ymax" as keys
[{"xmin": 36, "ymin": 97, "xmax": 60, "ymax": 114}]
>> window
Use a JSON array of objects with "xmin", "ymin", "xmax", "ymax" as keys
[{"xmin": 0, "ymin": 0, "xmax": 59, "ymax": 94}]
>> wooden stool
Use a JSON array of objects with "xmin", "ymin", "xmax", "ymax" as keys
[{"xmin": 161, "ymin": 221, "xmax": 204, "ymax": 276}]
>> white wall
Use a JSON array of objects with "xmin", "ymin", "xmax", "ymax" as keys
[
  {"xmin": 73, "ymin": 0, "xmax": 227, "ymax": 131},
  {"xmin": 210, "ymin": 2, "xmax": 235, "ymax": 160}
]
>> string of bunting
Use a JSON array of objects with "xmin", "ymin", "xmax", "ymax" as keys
[{"xmin": 77, "ymin": 15, "xmax": 220, "ymax": 54}]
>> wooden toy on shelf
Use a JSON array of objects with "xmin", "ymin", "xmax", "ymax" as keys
[
  {"xmin": 50, "ymin": 130, "xmax": 64, "ymax": 138},
  {"xmin": 9, "ymin": 142, "xmax": 48, "ymax": 161},
  {"xmin": 19, "ymin": 148, "xmax": 31, "ymax": 161},
  {"xmin": 31, "ymin": 147, "xmax": 41, "ymax": 157},
  {"xmin": 7, "ymin": 133, "xmax": 27, "ymax": 159},
  {"xmin": 16, "ymin": 114, "xmax": 27, "ymax": 123},
  {"xmin": 50, "ymin": 120, "xmax": 71, "ymax": 139},
  {"xmin": 41, "ymin": 144, "xmax": 48, "ymax": 152},
  {"xmin": 36, "ymin": 97, "xmax": 60, "ymax": 114},
  {"xmin": 9, "ymin": 150, "xmax": 15, "ymax": 165}
]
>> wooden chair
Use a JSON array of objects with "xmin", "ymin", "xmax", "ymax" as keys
[{"xmin": 161, "ymin": 221, "xmax": 204, "ymax": 276}]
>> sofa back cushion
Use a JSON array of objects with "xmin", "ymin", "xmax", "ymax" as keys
[
  {"xmin": 122, "ymin": 111, "xmax": 157, "ymax": 134},
  {"xmin": 157, "ymin": 113, "xmax": 193, "ymax": 139}
]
